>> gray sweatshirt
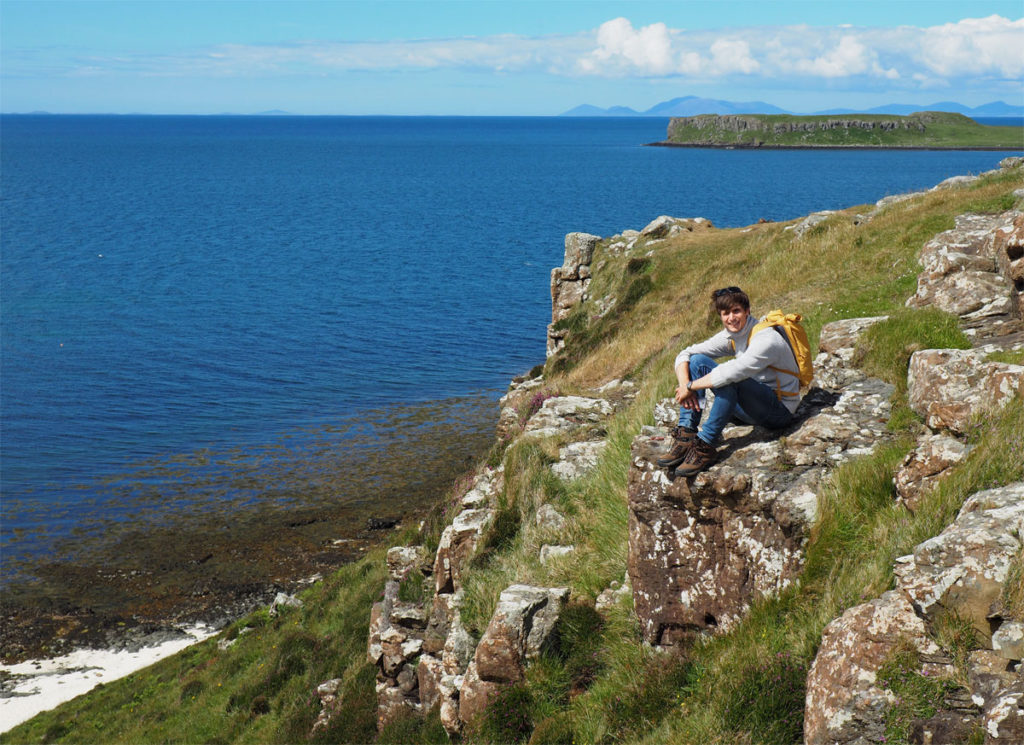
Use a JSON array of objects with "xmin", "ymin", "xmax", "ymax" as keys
[{"xmin": 674, "ymin": 315, "xmax": 803, "ymax": 413}]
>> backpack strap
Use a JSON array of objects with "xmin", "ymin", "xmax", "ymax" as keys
[{"xmin": 767, "ymin": 326, "xmax": 800, "ymax": 384}]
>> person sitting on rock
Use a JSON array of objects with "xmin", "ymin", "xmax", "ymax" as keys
[{"xmin": 658, "ymin": 286, "xmax": 801, "ymax": 476}]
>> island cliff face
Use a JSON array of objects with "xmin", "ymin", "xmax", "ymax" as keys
[
  {"xmin": 341, "ymin": 158, "xmax": 1024, "ymax": 741},
  {"xmin": 660, "ymin": 111, "xmax": 1024, "ymax": 149},
  {"xmin": 668, "ymin": 113, "xmax": 925, "ymax": 139}
]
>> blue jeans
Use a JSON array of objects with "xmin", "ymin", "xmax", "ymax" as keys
[{"xmin": 679, "ymin": 354, "xmax": 794, "ymax": 445}]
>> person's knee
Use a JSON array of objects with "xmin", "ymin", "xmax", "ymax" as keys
[
  {"xmin": 689, "ymin": 353, "xmax": 715, "ymax": 376},
  {"xmin": 708, "ymin": 381, "xmax": 739, "ymax": 404}
]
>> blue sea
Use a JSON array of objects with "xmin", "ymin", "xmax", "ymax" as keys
[{"xmin": 0, "ymin": 114, "xmax": 1017, "ymax": 580}]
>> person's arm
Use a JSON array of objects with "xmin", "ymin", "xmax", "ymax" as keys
[
  {"xmin": 673, "ymin": 359, "xmax": 699, "ymax": 407},
  {"xmin": 705, "ymin": 330, "xmax": 783, "ymax": 387},
  {"xmin": 672, "ymin": 330, "xmax": 733, "ymax": 404}
]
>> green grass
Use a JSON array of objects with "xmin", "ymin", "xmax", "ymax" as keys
[
  {"xmin": 876, "ymin": 640, "xmax": 959, "ymax": 744},
  {"xmin": 6, "ymin": 552, "xmax": 387, "ymax": 745},
  {"xmin": 6, "ymin": 163, "xmax": 1024, "ymax": 745},
  {"xmin": 665, "ymin": 111, "xmax": 1024, "ymax": 148},
  {"xmin": 852, "ymin": 307, "xmax": 971, "ymax": 429}
]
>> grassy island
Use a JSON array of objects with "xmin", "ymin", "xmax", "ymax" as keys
[{"xmin": 657, "ymin": 111, "xmax": 1024, "ymax": 149}]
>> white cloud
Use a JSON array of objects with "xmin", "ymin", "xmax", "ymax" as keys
[
  {"xmin": 918, "ymin": 15, "xmax": 1024, "ymax": 78},
  {"xmin": 571, "ymin": 14, "xmax": 1022, "ymax": 90},
  {"xmin": 710, "ymin": 39, "xmax": 759, "ymax": 75},
  {"xmin": 793, "ymin": 36, "xmax": 873, "ymax": 78},
  {"xmin": 9, "ymin": 14, "xmax": 1021, "ymax": 96},
  {"xmin": 579, "ymin": 18, "xmax": 677, "ymax": 75}
]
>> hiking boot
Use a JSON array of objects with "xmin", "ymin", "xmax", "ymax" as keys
[
  {"xmin": 674, "ymin": 438, "xmax": 718, "ymax": 477},
  {"xmin": 656, "ymin": 427, "xmax": 698, "ymax": 469}
]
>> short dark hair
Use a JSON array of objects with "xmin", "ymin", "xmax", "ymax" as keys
[{"xmin": 711, "ymin": 286, "xmax": 750, "ymax": 313}]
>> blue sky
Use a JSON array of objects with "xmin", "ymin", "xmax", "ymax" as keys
[{"xmin": 2, "ymin": 0, "xmax": 1022, "ymax": 115}]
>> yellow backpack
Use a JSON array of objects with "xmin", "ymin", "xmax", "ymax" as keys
[{"xmin": 749, "ymin": 310, "xmax": 814, "ymax": 388}]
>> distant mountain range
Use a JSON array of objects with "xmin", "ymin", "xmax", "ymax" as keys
[{"xmin": 561, "ymin": 95, "xmax": 1024, "ymax": 119}]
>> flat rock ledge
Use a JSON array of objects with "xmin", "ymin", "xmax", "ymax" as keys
[{"xmin": 627, "ymin": 317, "xmax": 894, "ymax": 647}]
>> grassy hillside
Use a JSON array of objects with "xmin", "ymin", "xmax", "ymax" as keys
[
  {"xmin": 663, "ymin": 111, "xmax": 1024, "ymax": 148},
  {"xmin": 6, "ymin": 166, "xmax": 1024, "ymax": 745}
]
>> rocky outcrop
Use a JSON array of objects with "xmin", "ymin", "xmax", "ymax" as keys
[
  {"xmin": 521, "ymin": 395, "xmax": 613, "ymax": 439},
  {"xmin": 365, "ymin": 379, "xmax": 614, "ymax": 733},
  {"xmin": 907, "ymin": 210, "xmax": 1024, "ymax": 342},
  {"xmin": 548, "ymin": 232, "xmax": 599, "ymax": 357},
  {"xmin": 805, "ymin": 484, "xmax": 1024, "ymax": 745},
  {"xmin": 363, "ymin": 466, "xmax": 505, "ymax": 732},
  {"xmin": 363, "ymin": 545, "xmax": 435, "ymax": 728},
  {"xmin": 785, "ymin": 210, "xmax": 839, "ymax": 238},
  {"xmin": 640, "ymin": 215, "xmax": 713, "ymax": 239},
  {"xmin": 993, "ymin": 212, "xmax": 1024, "ymax": 315},
  {"xmin": 893, "ymin": 483, "xmax": 1024, "ymax": 642},
  {"xmin": 551, "ymin": 440, "xmax": 607, "ymax": 481},
  {"xmin": 459, "ymin": 585, "xmax": 568, "ymax": 723},
  {"xmin": 627, "ymin": 317, "xmax": 894, "ymax": 646},
  {"xmin": 805, "ymin": 200, "xmax": 1024, "ymax": 745},
  {"xmin": 805, "ymin": 590, "xmax": 944, "ymax": 745},
  {"xmin": 434, "ymin": 509, "xmax": 495, "ymax": 594},
  {"xmin": 359, "ymin": 176, "xmax": 1024, "ymax": 740},
  {"xmin": 907, "ymin": 348, "xmax": 1024, "ymax": 435},
  {"xmin": 496, "ymin": 374, "xmax": 546, "ymax": 441}
]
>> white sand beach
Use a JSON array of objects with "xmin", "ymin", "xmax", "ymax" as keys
[{"xmin": 1, "ymin": 625, "xmax": 215, "ymax": 732}]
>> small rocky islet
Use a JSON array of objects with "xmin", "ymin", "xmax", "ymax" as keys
[{"xmin": 652, "ymin": 111, "xmax": 1024, "ymax": 149}]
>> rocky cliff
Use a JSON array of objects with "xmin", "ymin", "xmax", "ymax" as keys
[
  {"xmin": 341, "ymin": 158, "xmax": 1024, "ymax": 741},
  {"xmin": 661, "ymin": 112, "xmax": 1023, "ymax": 148},
  {"xmin": 669, "ymin": 113, "xmax": 926, "ymax": 139}
]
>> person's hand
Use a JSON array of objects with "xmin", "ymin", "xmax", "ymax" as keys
[{"xmin": 675, "ymin": 386, "xmax": 701, "ymax": 410}]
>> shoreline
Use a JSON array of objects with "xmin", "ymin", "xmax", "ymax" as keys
[
  {"xmin": 0, "ymin": 624, "xmax": 216, "ymax": 733},
  {"xmin": 0, "ymin": 391, "xmax": 500, "ymax": 728},
  {"xmin": 645, "ymin": 140, "xmax": 1024, "ymax": 151},
  {"xmin": 1, "ymin": 394, "xmax": 499, "ymax": 665}
]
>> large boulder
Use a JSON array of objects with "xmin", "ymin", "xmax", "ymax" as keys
[
  {"xmin": 548, "ymin": 232, "xmax": 599, "ymax": 356},
  {"xmin": 458, "ymin": 585, "xmax": 569, "ymax": 725},
  {"xmin": 473, "ymin": 585, "xmax": 569, "ymax": 680},
  {"xmin": 434, "ymin": 508, "xmax": 495, "ymax": 594},
  {"xmin": 893, "ymin": 482, "xmax": 1024, "ymax": 642},
  {"xmin": 907, "ymin": 348, "xmax": 1024, "ymax": 435},
  {"xmin": 804, "ymin": 591, "xmax": 943, "ymax": 745},
  {"xmin": 893, "ymin": 434, "xmax": 972, "ymax": 511}
]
